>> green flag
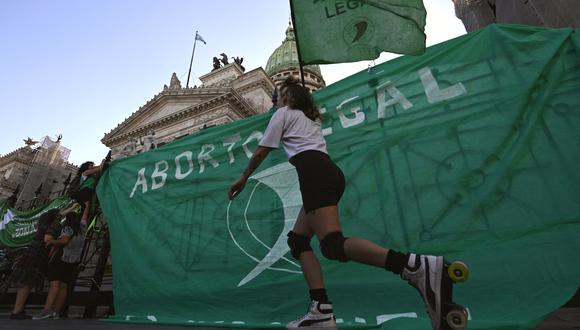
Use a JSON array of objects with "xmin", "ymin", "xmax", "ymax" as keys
[
  {"xmin": 98, "ymin": 25, "xmax": 580, "ymax": 329},
  {"xmin": 290, "ymin": 0, "xmax": 426, "ymax": 64},
  {"xmin": 0, "ymin": 197, "xmax": 69, "ymax": 247}
]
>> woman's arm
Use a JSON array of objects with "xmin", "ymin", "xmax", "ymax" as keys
[
  {"xmin": 45, "ymin": 225, "xmax": 74, "ymax": 247},
  {"xmin": 228, "ymin": 146, "xmax": 273, "ymax": 200},
  {"xmin": 58, "ymin": 202, "xmax": 80, "ymax": 217},
  {"xmin": 44, "ymin": 233, "xmax": 55, "ymax": 245},
  {"xmin": 83, "ymin": 159, "xmax": 106, "ymax": 176},
  {"xmin": 45, "ymin": 234, "xmax": 71, "ymax": 247}
]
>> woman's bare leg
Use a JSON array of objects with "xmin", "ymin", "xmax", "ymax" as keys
[
  {"xmin": 81, "ymin": 201, "xmax": 90, "ymax": 221},
  {"xmin": 292, "ymin": 207, "xmax": 324, "ymax": 289},
  {"xmin": 12, "ymin": 285, "xmax": 30, "ymax": 314},
  {"xmin": 307, "ymin": 205, "xmax": 389, "ymax": 268},
  {"xmin": 44, "ymin": 281, "xmax": 60, "ymax": 310},
  {"xmin": 344, "ymin": 238, "xmax": 389, "ymax": 267},
  {"xmin": 53, "ymin": 283, "xmax": 68, "ymax": 314}
]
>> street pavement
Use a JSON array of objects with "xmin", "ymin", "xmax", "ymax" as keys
[{"xmin": 0, "ymin": 307, "xmax": 578, "ymax": 330}]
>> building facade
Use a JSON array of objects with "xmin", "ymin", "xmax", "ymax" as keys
[
  {"xmin": 0, "ymin": 136, "xmax": 77, "ymax": 209},
  {"xmin": 102, "ymin": 24, "xmax": 326, "ymax": 160},
  {"xmin": 452, "ymin": 0, "xmax": 580, "ymax": 32},
  {"xmin": 102, "ymin": 64, "xmax": 275, "ymax": 159},
  {"xmin": 2, "ymin": 24, "xmax": 329, "ymax": 208}
]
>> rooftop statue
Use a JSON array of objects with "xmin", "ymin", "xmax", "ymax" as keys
[
  {"xmin": 23, "ymin": 137, "xmax": 38, "ymax": 147},
  {"xmin": 232, "ymin": 56, "xmax": 245, "ymax": 72},
  {"xmin": 220, "ymin": 53, "xmax": 229, "ymax": 66},
  {"xmin": 121, "ymin": 138, "xmax": 139, "ymax": 156},
  {"xmin": 212, "ymin": 57, "xmax": 222, "ymax": 71},
  {"xmin": 169, "ymin": 72, "xmax": 182, "ymax": 89},
  {"xmin": 141, "ymin": 130, "xmax": 157, "ymax": 152}
]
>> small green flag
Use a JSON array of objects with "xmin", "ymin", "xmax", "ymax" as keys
[{"xmin": 290, "ymin": 0, "xmax": 427, "ymax": 64}]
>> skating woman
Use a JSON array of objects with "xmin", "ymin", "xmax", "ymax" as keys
[{"xmin": 228, "ymin": 77, "xmax": 468, "ymax": 330}]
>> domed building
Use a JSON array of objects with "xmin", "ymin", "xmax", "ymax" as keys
[
  {"xmin": 266, "ymin": 23, "xmax": 326, "ymax": 92},
  {"xmin": 101, "ymin": 22, "xmax": 327, "ymax": 161}
]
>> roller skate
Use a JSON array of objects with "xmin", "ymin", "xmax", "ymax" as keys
[{"xmin": 401, "ymin": 254, "xmax": 470, "ymax": 330}]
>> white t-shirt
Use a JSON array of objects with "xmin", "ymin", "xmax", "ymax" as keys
[
  {"xmin": 60, "ymin": 222, "xmax": 86, "ymax": 264},
  {"xmin": 259, "ymin": 106, "xmax": 327, "ymax": 158}
]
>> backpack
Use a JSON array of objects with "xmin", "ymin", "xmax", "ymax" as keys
[{"xmin": 67, "ymin": 175, "xmax": 82, "ymax": 200}]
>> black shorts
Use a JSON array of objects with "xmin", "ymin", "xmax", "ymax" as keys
[
  {"xmin": 76, "ymin": 188, "xmax": 94, "ymax": 204},
  {"xmin": 47, "ymin": 256, "xmax": 78, "ymax": 284},
  {"xmin": 290, "ymin": 150, "xmax": 346, "ymax": 213}
]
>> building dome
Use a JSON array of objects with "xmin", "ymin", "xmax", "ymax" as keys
[{"xmin": 266, "ymin": 23, "xmax": 326, "ymax": 92}]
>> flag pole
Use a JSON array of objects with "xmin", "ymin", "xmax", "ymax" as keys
[
  {"xmin": 186, "ymin": 30, "xmax": 198, "ymax": 89},
  {"xmin": 289, "ymin": 0, "xmax": 306, "ymax": 88}
]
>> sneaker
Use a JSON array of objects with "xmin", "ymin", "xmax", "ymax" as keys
[
  {"xmin": 9, "ymin": 310, "xmax": 32, "ymax": 319},
  {"xmin": 401, "ymin": 254, "xmax": 445, "ymax": 330},
  {"xmin": 286, "ymin": 300, "xmax": 336, "ymax": 329},
  {"xmin": 32, "ymin": 308, "xmax": 56, "ymax": 320}
]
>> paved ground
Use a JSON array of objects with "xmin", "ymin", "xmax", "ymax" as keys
[
  {"xmin": 534, "ymin": 308, "xmax": 580, "ymax": 330},
  {"xmin": 0, "ymin": 318, "xmax": 228, "ymax": 330},
  {"xmin": 0, "ymin": 307, "xmax": 578, "ymax": 330}
]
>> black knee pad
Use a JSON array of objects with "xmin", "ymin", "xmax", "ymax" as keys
[
  {"xmin": 320, "ymin": 231, "xmax": 349, "ymax": 262},
  {"xmin": 287, "ymin": 231, "xmax": 313, "ymax": 260}
]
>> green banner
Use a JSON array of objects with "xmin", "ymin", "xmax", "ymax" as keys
[
  {"xmin": 98, "ymin": 25, "xmax": 580, "ymax": 329},
  {"xmin": 0, "ymin": 197, "xmax": 69, "ymax": 248},
  {"xmin": 291, "ymin": 0, "xmax": 426, "ymax": 64}
]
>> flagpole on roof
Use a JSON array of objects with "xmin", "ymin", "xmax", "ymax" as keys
[
  {"xmin": 289, "ymin": 0, "xmax": 306, "ymax": 88},
  {"xmin": 186, "ymin": 31, "xmax": 199, "ymax": 89}
]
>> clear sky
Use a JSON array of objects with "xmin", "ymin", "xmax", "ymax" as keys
[{"xmin": 0, "ymin": 0, "xmax": 465, "ymax": 166}]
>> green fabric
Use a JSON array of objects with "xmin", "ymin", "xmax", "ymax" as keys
[
  {"xmin": 290, "ymin": 0, "xmax": 426, "ymax": 64},
  {"xmin": 98, "ymin": 25, "xmax": 580, "ymax": 329},
  {"xmin": 0, "ymin": 197, "xmax": 69, "ymax": 247},
  {"xmin": 79, "ymin": 175, "xmax": 97, "ymax": 190}
]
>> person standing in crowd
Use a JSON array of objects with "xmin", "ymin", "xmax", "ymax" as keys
[
  {"xmin": 74, "ymin": 160, "xmax": 105, "ymax": 223},
  {"xmin": 7, "ymin": 203, "xmax": 79, "ymax": 320},
  {"xmin": 32, "ymin": 211, "xmax": 87, "ymax": 320},
  {"xmin": 228, "ymin": 77, "xmax": 469, "ymax": 330}
]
